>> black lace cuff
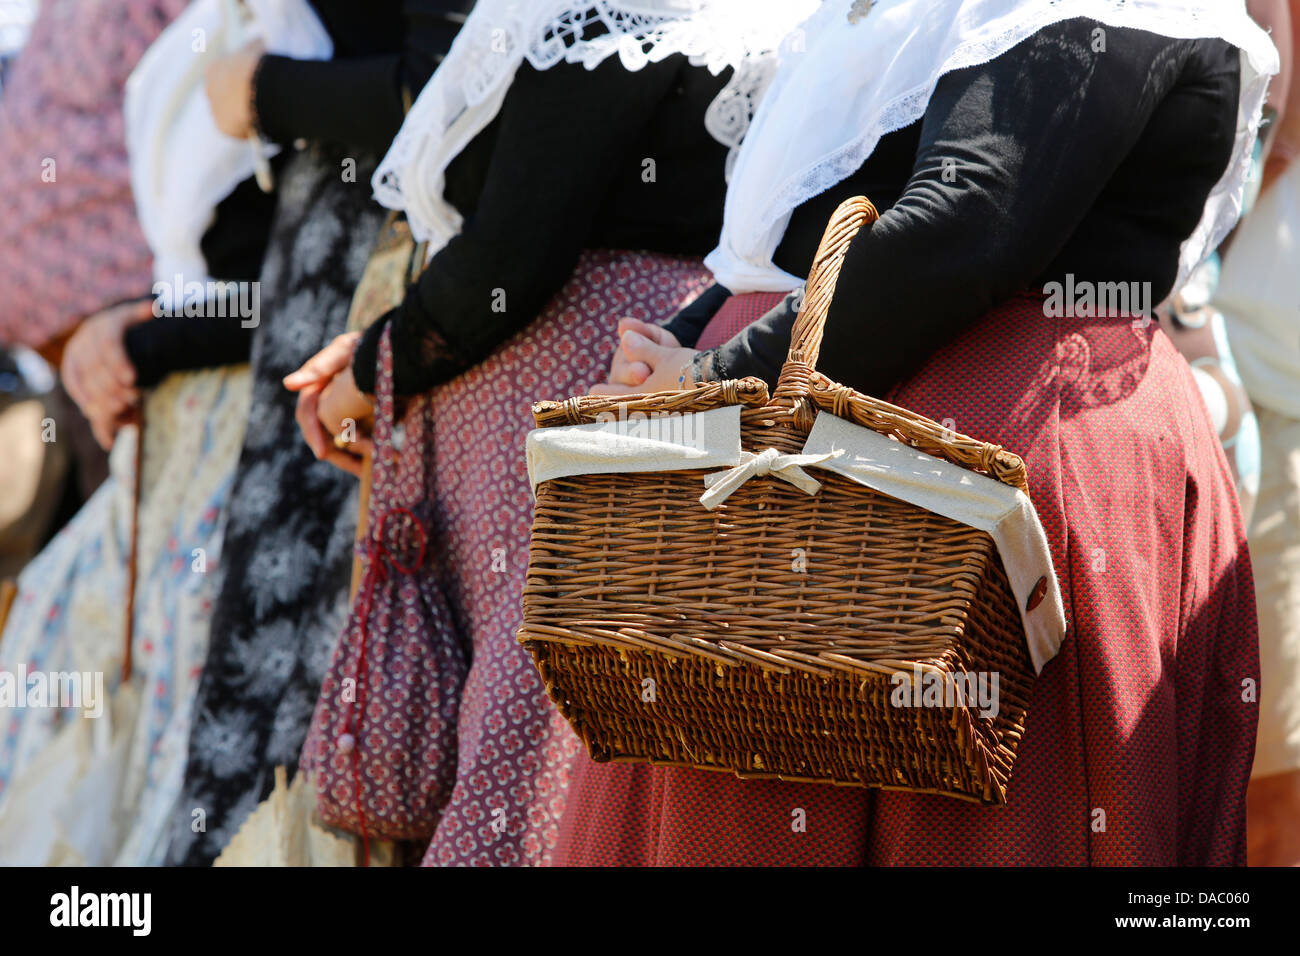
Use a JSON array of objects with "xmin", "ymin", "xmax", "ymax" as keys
[{"xmin": 351, "ymin": 304, "xmax": 466, "ymax": 397}]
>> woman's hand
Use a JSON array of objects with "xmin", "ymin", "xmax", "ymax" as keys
[
  {"xmin": 318, "ymin": 366, "xmax": 375, "ymax": 445},
  {"xmin": 284, "ymin": 331, "xmax": 359, "ymax": 394},
  {"xmin": 605, "ymin": 318, "xmax": 680, "ymax": 387},
  {"xmin": 205, "ymin": 39, "xmax": 265, "ymax": 139},
  {"xmin": 591, "ymin": 318, "xmax": 699, "ymax": 396},
  {"xmin": 61, "ymin": 300, "xmax": 153, "ymax": 450},
  {"xmin": 285, "ymin": 332, "xmax": 373, "ymax": 476}
]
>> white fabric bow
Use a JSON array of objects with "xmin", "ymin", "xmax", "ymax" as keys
[{"xmin": 699, "ymin": 447, "xmax": 842, "ymax": 510}]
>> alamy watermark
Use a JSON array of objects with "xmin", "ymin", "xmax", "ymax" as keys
[
  {"xmin": 592, "ymin": 403, "xmax": 705, "ymax": 451},
  {"xmin": 152, "ymin": 274, "xmax": 260, "ymax": 328},
  {"xmin": 50, "ymin": 887, "xmax": 150, "ymax": 936},
  {"xmin": 0, "ymin": 667, "xmax": 103, "ymax": 718},
  {"xmin": 1043, "ymin": 274, "xmax": 1152, "ymax": 327},
  {"xmin": 889, "ymin": 665, "xmax": 1000, "ymax": 719}
]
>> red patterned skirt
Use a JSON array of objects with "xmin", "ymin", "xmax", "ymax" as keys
[
  {"xmin": 552, "ymin": 290, "xmax": 1260, "ymax": 866},
  {"xmin": 418, "ymin": 250, "xmax": 711, "ymax": 866}
]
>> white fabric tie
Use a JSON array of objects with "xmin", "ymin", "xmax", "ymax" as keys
[{"xmin": 699, "ymin": 447, "xmax": 841, "ymax": 510}]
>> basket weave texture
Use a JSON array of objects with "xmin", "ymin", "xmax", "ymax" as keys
[{"xmin": 519, "ymin": 197, "xmax": 1037, "ymax": 804}]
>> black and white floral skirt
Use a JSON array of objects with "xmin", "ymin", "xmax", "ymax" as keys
[{"xmin": 166, "ymin": 146, "xmax": 385, "ymax": 865}]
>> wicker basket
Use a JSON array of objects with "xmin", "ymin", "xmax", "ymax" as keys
[{"xmin": 519, "ymin": 197, "xmax": 1038, "ymax": 805}]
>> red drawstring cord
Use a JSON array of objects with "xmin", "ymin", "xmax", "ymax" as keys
[{"xmin": 346, "ymin": 506, "xmax": 426, "ymax": 867}]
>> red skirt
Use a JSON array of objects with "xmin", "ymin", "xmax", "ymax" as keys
[{"xmin": 552, "ymin": 291, "xmax": 1260, "ymax": 866}]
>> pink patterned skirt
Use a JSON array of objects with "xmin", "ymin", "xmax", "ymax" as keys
[{"xmin": 419, "ymin": 249, "xmax": 711, "ymax": 865}]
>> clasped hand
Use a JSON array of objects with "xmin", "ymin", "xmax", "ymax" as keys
[
  {"xmin": 61, "ymin": 300, "xmax": 154, "ymax": 450},
  {"xmin": 284, "ymin": 332, "xmax": 375, "ymax": 477},
  {"xmin": 590, "ymin": 317, "xmax": 701, "ymax": 396}
]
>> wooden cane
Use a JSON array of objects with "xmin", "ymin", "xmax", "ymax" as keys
[
  {"xmin": 0, "ymin": 579, "xmax": 17, "ymax": 636},
  {"xmin": 123, "ymin": 409, "xmax": 145, "ymax": 683}
]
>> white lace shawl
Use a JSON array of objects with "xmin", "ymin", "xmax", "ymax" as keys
[
  {"xmin": 371, "ymin": 0, "xmax": 820, "ymax": 251},
  {"xmin": 705, "ymin": 0, "xmax": 1280, "ymax": 295}
]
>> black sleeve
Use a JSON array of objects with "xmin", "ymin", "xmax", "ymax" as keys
[
  {"xmin": 661, "ymin": 283, "xmax": 731, "ymax": 347},
  {"xmin": 124, "ymin": 313, "xmax": 255, "ymax": 388},
  {"xmin": 197, "ymin": 169, "xmax": 279, "ymax": 284},
  {"xmin": 254, "ymin": 1, "xmax": 464, "ymax": 152},
  {"xmin": 717, "ymin": 22, "xmax": 1223, "ymax": 395},
  {"xmin": 353, "ymin": 55, "xmax": 683, "ymax": 396}
]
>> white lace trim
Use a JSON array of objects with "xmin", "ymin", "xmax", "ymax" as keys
[
  {"xmin": 372, "ymin": 0, "xmax": 818, "ymax": 249},
  {"xmin": 705, "ymin": 0, "xmax": 1281, "ymax": 295}
]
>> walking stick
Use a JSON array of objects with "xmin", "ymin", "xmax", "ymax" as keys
[
  {"xmin": 123, "ymin": 408, "xmax": 144, "ymax": 683},
  {"xmin": 0, "ymin": 579, "xmax": 16, "ymax": 636}
]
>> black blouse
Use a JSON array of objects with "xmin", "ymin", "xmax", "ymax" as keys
[
  {"xmin": 669, "ymin": 19, "xmax": 1242, "ymax": 398},
  {"xmin": 351, "ymin": 52, "xmax": 733, "ymax": 396},
  {"xmin": 254, "ymin": 0, "xmax": 474, "ymax": 153}
]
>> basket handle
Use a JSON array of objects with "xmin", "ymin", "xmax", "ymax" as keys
[
  {"xmin": 773, "ymin": 196, "xmax": 880, "ymax": 402},
  {"xmin": 769, "ymin": 196, "xmax": 1029, "ymax": 491}
]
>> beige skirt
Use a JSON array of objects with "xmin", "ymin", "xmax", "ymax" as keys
[{"xmin": 1250, "ymin": 406, "xmax": 1300, "ymax": 778}]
